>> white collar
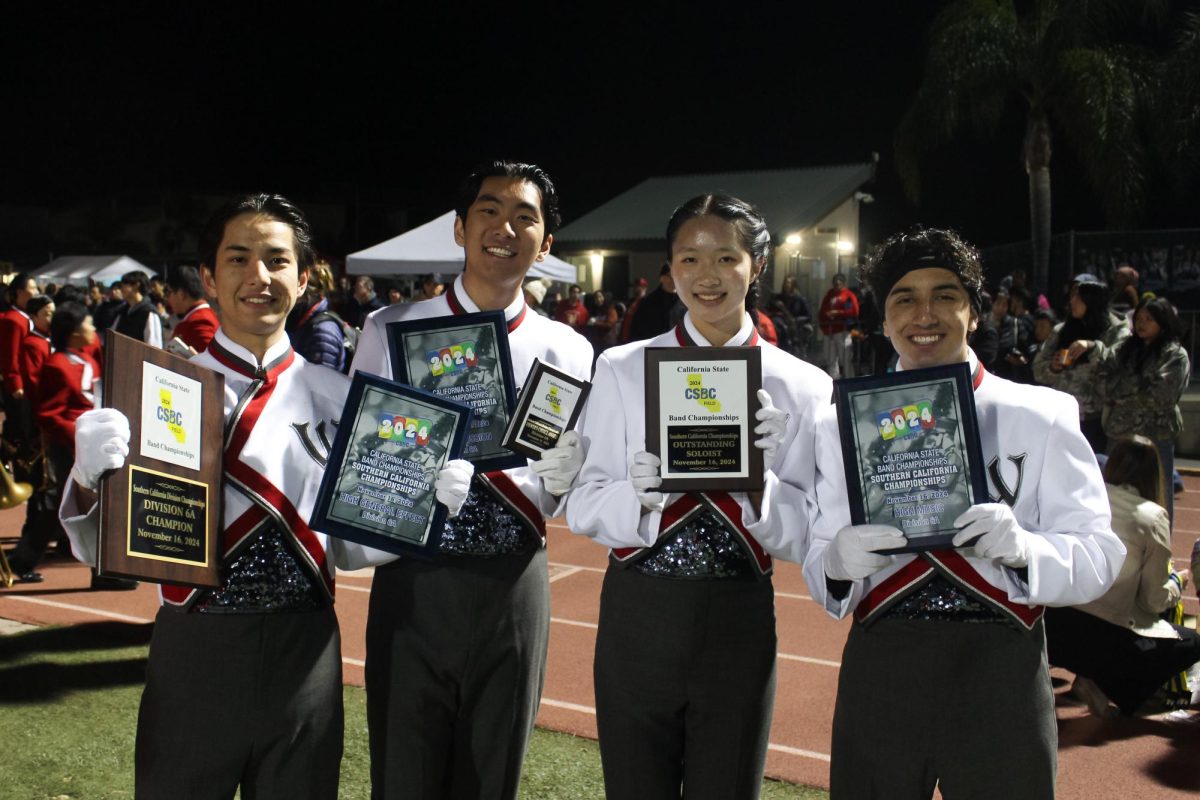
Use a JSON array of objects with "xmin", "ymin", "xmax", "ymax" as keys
[
  {"xmin": 894, "ymin": 348, "xmax": 978, "ymax": 373},
  {"xmin": 212, "ymin": 328, "xmax": 292, "ymax": 371},
  {"xmin": 451, "ymin": 274, "xmax": 526, "ymax": 323},
  {"xmin": 683, "ymin": 312, "xmax": 756, "ymax": 347}
]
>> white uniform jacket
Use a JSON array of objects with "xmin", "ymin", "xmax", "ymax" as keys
[
  {"xmin": 803, "ymin": 352, "xmax": 1125, "ymax": 628},
  {"xmin": 352, "ymin": 274, "xmax": 593, "ymax": 526},
  {"xmin": 565, "ymin": 313, "xmax": 833, "ymax": 564},
  {"xmin": 61, "ymin": 330, "xmax": 393, "ymax": 607}
]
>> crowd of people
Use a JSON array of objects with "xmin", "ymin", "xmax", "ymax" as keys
[{"xmin": 0, "ymin": 159, "xmax": 1196, "ymax": 799}]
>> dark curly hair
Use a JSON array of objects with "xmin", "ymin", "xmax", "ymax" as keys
[{"xmin": 860, "ymin": 227, "xmax": 984, "ymax": 315}]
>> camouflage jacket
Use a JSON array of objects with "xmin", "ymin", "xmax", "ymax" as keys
[
  {"xmin": 1095, "ymin": 340, "xmax": 1191, "ymax": 440},
  {"xmin": 1032, "ymin": 315, "xmax": 1130, "ymax": 419}
]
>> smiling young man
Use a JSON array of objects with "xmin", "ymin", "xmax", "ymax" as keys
[
  {"xmin": 802, "ymin": 228, "xmax": 1125, "ymax": 799},
  {"xmin": 58, "ymin": 194, "xmax": 409, "ymax": 798},
  {"xmin": 351, "ymin": 161, "xmax": 593, "ymax": 799}
]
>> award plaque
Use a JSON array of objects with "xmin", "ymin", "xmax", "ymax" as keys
[
  {"xmin": 644, "ymin": 346, "xmax": 763, "ymax": 492},
  {"xmin": 310, "ymin": 371, "xmax": 473, "ymax": 559},
  {"xmin": 501, "ymin": 359, "xmax": 591, "ymax": 460},
  {"xmin": 386, "ymin": 311, "xmax": 523, "ymax": 471},
  {"xmin": 97, "ymin": 331, "xmax": 224, "ymax": 587},
  {"xmin": 834, "ymin": 363, "xmax": 989, "ymax": 553}
]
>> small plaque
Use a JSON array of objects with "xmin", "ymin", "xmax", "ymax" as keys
[
  {"xmin": 310, "ymin": 371, "xmax": 473, "ymax": 559},
  {"xmin": 644, "ymin": 346, "xmax": 763, "ymax": 492},
  {"xmin": 98, "ymin": 331, "xmax": 223, "ymax": 587},
  {"xmin": 834, "ymin": 363, "xmax": 989, "ymax": 553},
  {"xmin": 501, "ymin": 359, "xmax": 591, "ymax": 460},
  {"xmin": 386, "ymin": 311, "xmax": 523, "ymax": 471}
]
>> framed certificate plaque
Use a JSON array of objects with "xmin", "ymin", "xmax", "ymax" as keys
[
  {"xmin": 644, "ymin": 346, "xmax": 763, "ymax": 492},
  {"xmin": 833, "ymin": 363, "xmax": 989, "ymax": 553},
  {"xmin": 97, "ymin": 331, "xmax": 224, "ymax": 587},
  {"xmin": 386, "ymin": 311, "xmax": 523, "ymax": 471},
  {"xmin": 501, "ymin": 359, "xmax": 590, "ymax": 460},
  {"xmin": 310, "ymin": 372, "xmax": 473, "ymax": 559}
]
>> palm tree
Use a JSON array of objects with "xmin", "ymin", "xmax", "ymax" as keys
[{"xmin": 896, "ymin": 0, "xmax": 1166, "ymax": 290}]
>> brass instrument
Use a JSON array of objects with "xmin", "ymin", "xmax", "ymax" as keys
[{"xmin": 0, "ymin": 460, "xmax": 33, "ymax": 588}]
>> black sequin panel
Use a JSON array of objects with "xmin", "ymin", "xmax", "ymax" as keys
[
  {"xmin": 439, "ymin": 485, "xmax": 534, "ymax": 557},
  {"xmin": 884, "ymin": 573, "xmax": 1004, "ymax": 623},
  {"xmin": 195, "ymin": 525, "xmax": 326, "ymax": 614},
  {"xmin": 631, "ymin": 509, "xmax": 754, "ymax": 580}
]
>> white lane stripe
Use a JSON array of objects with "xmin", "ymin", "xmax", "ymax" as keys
[
  {"xmin": 339, "ymin": 583, "xmax": 371, "ymax": 594},
  {"xmin": 550, "ymin": 566, "xmax": 584, "ymax": 584},
  {"xmin": 549, "ymin": 561, "xmax": 605, "ymax": 574},
  {"xmin": 343, "ymin": 656, "xmax": 365, "ymax": 667},
  {"xmin": 775, "ymin": 591, "xmax": 813, "ymax": 601},
  {"xmin": 539, "ymin": 698, "xmax": 833, "ymax": 763},
  {"xmin": 778, "ymin": 653, "xmax": 841, "ymax": 668},
  {"xmin": 551, "ymin": 616, "xmax": 598, "ymax": 630},
  {"xmin": 1, "ymin": 595, "xmax": 152, "ymax": 625},
  {"xmin": 768, "ymin": 743, "xmax": 832, "ymax": 762}
]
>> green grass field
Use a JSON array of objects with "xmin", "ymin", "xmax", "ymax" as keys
[{"xmin": 0, "ymin": 621, "xmax": 827, "ymax": 799}]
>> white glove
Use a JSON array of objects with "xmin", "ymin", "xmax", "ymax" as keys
[
  {"xmin": 530, "ymin": 430, "xmax": 584, "ymax": 496},
  {"xmin": 951, "ymin": 503, "xmax": 1031, "ymax": 568},
  {"xmin": 823, "ymin": 524, "xmax": 907, "ymax": 582},
  {"xmin": 630, "ymin": 451, "xmax": 665, "ymax": 513},
  {"xmin": 435, "ymin": 459, "xmax": 474, "ymax": 519},
  {"xmin": 753, "ymin": 389, "xmax": 788, "ymax": 472},
  {"xmin": 71, "ymin": 408, "xmax": 131, "ymax": 491}
]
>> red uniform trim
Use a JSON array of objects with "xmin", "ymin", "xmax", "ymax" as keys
[
  {"xmin": 478, "ymin": 470, "xmax": 547, "ymax": 543},
  {"xmin": 160, "ymin": 506, "xmax": 270, "ymax": 606},
  {"xmin": 853, "ymin": 558, "xmax": 936, "ymax": 624},
  {"xmin": 925, "ymin": 549, "xmax": 1044, "ymax": 629},
  {"xmin": 446, "ymin": 282, "xmax": 527, "ymax": 331}
]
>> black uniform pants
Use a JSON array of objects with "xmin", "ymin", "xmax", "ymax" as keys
[
  {"xmin": 135, "ymin": 606, "xmax": 343, "ymax": 800},
  {"xmin": 830, "ymin": 616, "xmax": 1056, "ymax": 800},
  {"xmin": 593, "ymin": 565, "xmax": 777, "ymax": 800},
  {"xmin": 365, "ymin": 548, "xmax": 549, "ymax": 800}
]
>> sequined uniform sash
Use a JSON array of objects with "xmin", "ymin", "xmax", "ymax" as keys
[{"xmin": 438, "ymin": 473, "xmax": 546, "ymax": 557}]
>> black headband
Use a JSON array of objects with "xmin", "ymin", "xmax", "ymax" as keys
[{"xmin": 878, "ymin": 254, "xmax": 983, "ymax": 313}]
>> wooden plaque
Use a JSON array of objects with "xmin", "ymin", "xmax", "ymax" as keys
[{"xmin": 97, "ymin": 331, "xmax": 224, "ymax": 587}]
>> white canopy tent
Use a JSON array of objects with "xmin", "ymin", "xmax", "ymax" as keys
[
  {"xmin": 36, "ymin": 255, "xmax": 156, "ymax": 285},
  {"xmin": 346, "ymin": 211, "xmax": 577, "ymax": 282}
]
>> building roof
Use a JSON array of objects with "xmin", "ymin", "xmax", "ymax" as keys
[{"xmin": 554, "ymin": 162, "xmax": 876, "ymax": 249}]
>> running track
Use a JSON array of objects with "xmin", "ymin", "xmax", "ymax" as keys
[{"xmin": 3, "ymin": 481, "xmax": 1199, "ymax": 798}]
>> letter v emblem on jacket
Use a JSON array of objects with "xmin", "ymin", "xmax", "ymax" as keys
[{"xmin": 987, "ymin": 453, "xmax": 1027, "ymax": 507}]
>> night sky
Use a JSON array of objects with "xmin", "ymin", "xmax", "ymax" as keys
[{"xmin": 3, "ymin": 3, "xmax": 1195, "ymax": 254}]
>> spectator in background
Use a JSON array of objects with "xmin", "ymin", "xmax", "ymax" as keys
[
  {"xmin": 0, "ymin": 272, "xmax": 38, "ymax": 408},
  {"xmin": 1088, "ymin": 297, "xmax": 1190, "ymax": 524},
  {"xmin": 522, "ymin": 278, "xmax": 550, "ymax": 316},
  {"xmin": 628, "ymin": 277, "xmax": 648, "ymax": 305},
  {"xmin": 1034, "ymin": 273, "xmax": 1129, "ymax": 453},
  {"xmin": 776, "ymin": 276, "xmax": 813, "ymax": 358},
  {"xmin": 288, "ymin": 261, "xmax": 348, "ymax": 372},
  {"xmin": 1044, "ymin": 436, "xmax": 1200, "ymax": 717},
  {"xmin": 87, "ymin": 281, "xmax": 103, "ymax": 310},
  {"xmin": 386, "ymin": 286, "xmax": 404, "ymax": 305},
  {"xmin": 351, "ymin": 276, "xmax": 385, "ymax": 328},
  {"xmin": 555, "ymin": 284, "xmax": 590, "ymax": 332},
  {"xmin": 626, "ymin": 263, "xmax": 679, "ymax": 343},
  {"xmin": 414, "ymin": 275, "xmax": 444, "ymax": 303},
  {"xmin": 817, "ymin": 272, "xmax": 858, "ymax": 378},
  {"xmin": 968, "ymin": 289, "xmax": 999, "ymax": 368},
  {"xmin": 585, "ymin": 289, "xmax": 619, "ymax": 354},
  {"xmin": 1111, "ymin": 265, "xmax": 1140, "ymax": 321},
  {"xmin": 55, "ymin": 285, "xmax": 104, "ymax": 372},
  {"xmin": 165, "ymin": 267, "xmax": 218, "ymax": 355},
  {"xmin": 111, "ymin": 271, "xmax": 163, "ymax": 348},
  {"xmin": 91, "ymin": 282, "xmax": 125, "ymax": 332}
]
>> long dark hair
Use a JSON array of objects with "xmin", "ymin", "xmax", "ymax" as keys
[
  {"xmin": 665, "ymin": 193, "xmax": 770, "ymax": 313},
  {"xmin": 1104, "ymin": 434, "xmax": 1166, "ymax": 507},
  {"xmin": 1116, "ymin": 296, "xmax": 1182, "ymax": 372},
  {"xmin": 1057, "ymin": 282, "xmax": 1112, "ymax": 347}
]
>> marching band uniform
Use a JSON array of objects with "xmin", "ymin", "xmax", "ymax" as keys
[
  {"xmin": 171, "ymin": 300, "xmax": 219, "ymax": 353},
  {"xmin": 0, "ymin": 304, "xmax": 33, "ymax": 399},
  {"xmin": 60, "ymin": 329, "xmax": 388, "ymax": 799},
  {"xmin": 803, "ymin": 352, "xmax": 1124, "ymax": 799},
  {"xmin": 565, "ymin": 312, "xmax": 832, "ymax": 799},
  {"xmin": 351, "ymin": 275, "xmax": 593, "ymax": 799},
  {"xmin": 19, "ymin": 327, "xmax": 51, "ymax": 404}
]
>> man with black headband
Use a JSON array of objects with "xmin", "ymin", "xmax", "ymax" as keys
[{"xmin": 803, "ymin": 227, "xmax": 1124, "ymax": 799}]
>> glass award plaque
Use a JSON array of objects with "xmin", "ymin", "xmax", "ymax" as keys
[
  {"xmin": 500, "ymin": 358, "xmax": 591, "ymax": 460},
  {"xmin": 386, "ymin": 311, "xmax": 523, "ymax": 471},
  {"xmin": 97, "ymin": 331, "xmax": 224, "ymax": 587},
  {"xmin": 834, "ymin": 362, "xmax": 989, "ymax": 553},
  {"xmin": 644, "ymin": 346, "xmax": 763, "ymax": 492},
  {"xmin": 310, "ymin": 372, "xmax": 472, "ymax": 559}
]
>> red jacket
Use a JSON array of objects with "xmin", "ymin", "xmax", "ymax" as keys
[
  {"xmin": 751, "ymin": 309, "xmax": 778, "ymax": 345},
  {"xmin": 171, "ymin": 302, "xmax": 219, "ymax": 353},
  {"xmin": 0, "ymin": 308, "xmax": 32, "ymax": 394},
  {"xmin": 36, "ymin": 350, "xmax": 99, "ymax": 449},
  {"xmin": 19, "ymin": 331, "xmax": 51, "ymax": 403},
  {"xmin": 818, "ymin": 287, "xmax": 859, "ymax": 335},
  {"xmin": 554, "ymin": 299, "xmax": 590, "ymax": 331}
]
